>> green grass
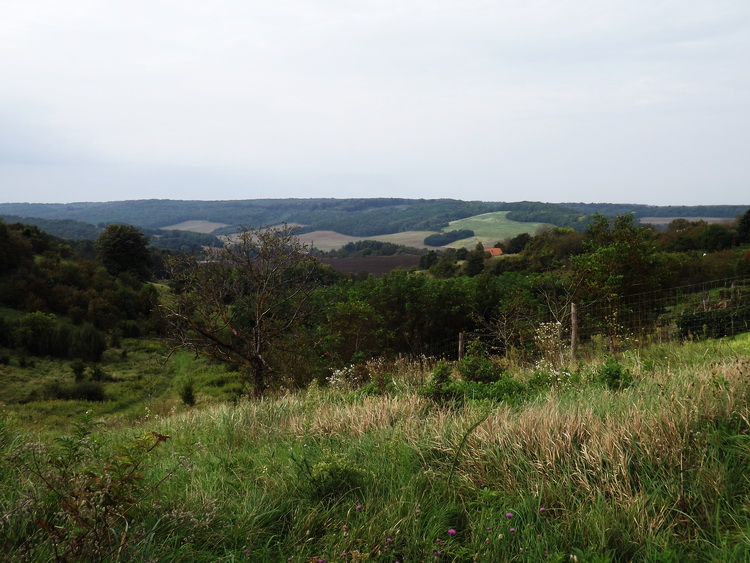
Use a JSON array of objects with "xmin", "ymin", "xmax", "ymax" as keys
[
  {"xmin": 0, "ymin": 339, "xmax": 239, "ymax": 430},
  {"xmin": 444, "ymin": 211, "xmax": 550, "ymax": 249},
  {"xmin": 300, "ymin": 212, "xmax": 547, "ymax": 251},
  {"xmin": 1, "ymin": 336, "xmax": 749, "ymax": 561}
]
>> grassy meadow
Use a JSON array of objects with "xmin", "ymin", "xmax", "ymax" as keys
[
  {"xmin": 444, "ymin": 212, "xmax": 550, "ymax": 249},
  {"xmin": 278, "ymin": 212, "xmax": 547, "ymax": 252},
  {"xmin": 2, "ymin": 335, "xmax": 750, "ymax": 561}
]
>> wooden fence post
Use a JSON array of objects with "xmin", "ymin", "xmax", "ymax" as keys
[
  {"xmin": 570, "ymin": 302, "xmax": 578, "ymax": 362},
  {"xmin": 458, "ymin": 331, "xmax": 466, "ymax": 361}
]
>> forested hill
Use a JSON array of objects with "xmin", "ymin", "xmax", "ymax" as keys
[
  {"xmin": 0, "ymin": 199, "xmax": 747, "ymax": 239},
  {"xmin": 561, "ymin": 202, "xmax": 749, "ymax": 219}
]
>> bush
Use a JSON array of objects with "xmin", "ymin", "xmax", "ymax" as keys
[
  {"xmin": 180, "ymin": 379, "xmax": 196, "ymax": 406},
  {"xmin": 452, "ymin": 377, "xmax": 527, "ymax": 403},
  {"xmin": 69, "ymin": 323, "xmax": 108, "ymax": 362},
  {"xmin": 457, "ymin": 339, "xmax": 503, "ymax": 383},
  {"xmin": 424, "ymin": 361, "xmax": 453, "ymax": 401},
  {"xmin": 70, "ymin": 359, "xmax": 86, "ymax": 382},
  {"xmin": 596, "ymin": 356, "xmax": 633, "ymax": 391},
  {"xmin": 297, "ymin": 452, "xmax": 369, "ymax": 504},
  {"xmin": 44, "ymin": 380, "xmax": 106, "ymax": 401}
]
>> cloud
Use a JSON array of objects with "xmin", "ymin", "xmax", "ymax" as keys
[{"xmin": 1, "ymin": 0, "xmax": 748, "ymax": 204}]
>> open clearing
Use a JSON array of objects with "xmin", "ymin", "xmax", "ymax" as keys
[
  {"xmin": 302, "ymin": 213, "xmax": 546, "ymax": 251},
  {"xmin": 170, "ymin": 212, "xmax": 548, "ymax": 251},
  {"xmin": 444, "ymin": 211, "xmax": 549, "ymax": 248},
  {"xmin": 161, "ymin": 220, "xmax": 230, "ymax": 233}
]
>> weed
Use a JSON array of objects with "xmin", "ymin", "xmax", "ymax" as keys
[{"xmin": 5, "ymin": 413, "xmax": 177, "ymax": 561}]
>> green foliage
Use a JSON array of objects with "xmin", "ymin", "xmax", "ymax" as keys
[
  {"xmin": 677, "ymin": 305, "xmax": 750, "ymax": 340},
  {"xmin": 737, "ymin": 208, "xmax": 750, "ymax": 244},
  {"xmin": 97, "ymin": 224, "xmax": 152, "ymax": 280},
  {"xmin": 595, "ymin": 356, "xmax": 633, "ymax": 390},
  {"xmin": 325, "ymin": 239, "xmax": 415, "ymax": 257},
  {"xmin": 424, "ymin": 361, "xmax": 454, "ymax": 401},
  {"xmin": 2, "ymin": 338, "xmax": 750, "ymax": 561},
  {"xmin": 457, "ymin": 339, "xmax": 502, "ymax": 383},
  {"xmin": 70, "ymin": 359, "xmax": 86, "ymax": 382},
  {"xmin": 424, "ymin": 229, "xmax": 475, "ymax": 246},
  {"xmin": 180, "ymin": 379, "xmax": 196, "ymax": 406},
  {"xmin": 4, "ymin": 414, "xmax": 174, "ymax": 560},
  {"xmin": 294, "ymin": 450, "xmax": 369, "ymax": 504},
  {"xmin": 44, "ymin": 379, "xmax": 106, "ymax": 401}
]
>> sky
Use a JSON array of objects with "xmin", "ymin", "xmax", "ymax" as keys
[{"xmin": 1, "ymin": 0, "xmax": 749, "ymax": 205}]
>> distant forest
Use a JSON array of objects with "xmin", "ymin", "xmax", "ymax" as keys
[{"xmin": 0, "ymin": 199, "xmax": 747, "ymax": 246}]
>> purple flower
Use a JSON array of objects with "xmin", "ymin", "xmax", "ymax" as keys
[
  {"xmin": 386, "ymin": 537, "xmax": 393, "ymax": 542},
  {"xmin": 435, "ymin": 538, "xmax": 442, "ymax": 543},
  {"xmin": 540, "ymin": 507, "xmax": 546, "ymax": 513},
  {"xmin": 355, "ymin": 505, "xmax": 362, "ymax": 511},
  {"xmin": 505, "ymin": 512, "xmax": 513, "ymax": 518},
  {"xmin": 447, "ymin": 529, "xmax": 456, "ymax": 536},
  {"xmin": 509, "ymin": 528, "xmax": 516, "ymax": 534}
]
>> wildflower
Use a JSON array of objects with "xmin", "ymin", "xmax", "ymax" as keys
[
  {"xmin": 497, "ymin": 533, "xmax": 504, "ymax": 539},
  {"xmin": 505, "ymin": 512, "xmax": 513, "ymax": 518},
  {"xmin": 435, "ymin": 538, "xmax": 442, "ymax": 543},
  {"xmin": 433, "ymin": 550, "xmax": 442, "ymax": 556},
  {"xmin": 540, "ymin": 507, "xmax": 546, "ymax": 513},
  {"xmin": 509, "ymin": 528, "xmax": 516, "ymax": 534},
  {"xmin": 341, "ymin": 552, "xmax": 347, "ymax": 558},
  {"xmin": 485, "ymin": 537, "xmax": 490, "ymax": 543},
  {"xmin": 386, "ymin": 537, "xmax": 393, "ymax": 542},
  {"xmin": 447, "ymin": 529, "xmax": 456, "ymax": 536},
  {"xmin": 356, "ymin": 505, "xmax": 363, "ymax": 511}
]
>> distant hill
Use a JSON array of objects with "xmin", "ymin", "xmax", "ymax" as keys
[
  {"xmin": 561, "ymin": 202, "xmax": 749, "ymax": 219},
  {"xmin": 1, "ymin": 200, "xmax": 747, "ymax": 245}
]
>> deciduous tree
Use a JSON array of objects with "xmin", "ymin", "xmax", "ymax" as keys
[{"xmin": 161, "ymin": 225, "xmax": 321, "ymax": 397}]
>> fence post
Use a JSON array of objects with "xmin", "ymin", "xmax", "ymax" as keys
[
  {"xmin": 570, "ymin": 302, "xmax": 578, "ymax": 362},
  {"xmin": 458, "ymin": 331, "xmax": 466, "ymax": 361}
]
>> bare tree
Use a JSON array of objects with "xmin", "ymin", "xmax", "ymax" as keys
[{"xmin": 161, "ymin": 224, "xmax": 320, "ymax": 397}]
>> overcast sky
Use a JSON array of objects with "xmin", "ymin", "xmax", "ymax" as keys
[{"xmin": 1, "ymin": 0, "xmax": 749, "ymax": 205}]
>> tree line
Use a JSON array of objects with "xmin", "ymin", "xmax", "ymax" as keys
[{"xmin": 2, "ymin": 209, "xmax": 750, "ymax": 400}]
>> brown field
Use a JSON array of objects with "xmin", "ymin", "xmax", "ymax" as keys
[
  {"xmin": 161, "ymin": 220, "xmax": 230, "ymax": 233},
  {"xmin": 639, "ymin": 216, "xmax": 735, "ymax": 226},
  {"xmin": 298, "ymin": 231, "xmax": 361, "ymax": 252},
  {"xmin": 320, "ymin": 255, "xmax": 422, "ymax": 277},
  {"xmin": 300, "ymin": 230, "xmax": 437, "ymax": 251}
]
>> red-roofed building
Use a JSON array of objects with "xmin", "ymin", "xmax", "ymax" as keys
[{"xmin": 485, "ymin": 248, "xmax": 503, "ymax": 257}]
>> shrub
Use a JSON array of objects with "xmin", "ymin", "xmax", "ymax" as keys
[
  {"xmin": 8, "ymin": 414, "xmax": 173, "ymax": 561},
  {"xmin": 457, "ymin": 339, "xmax": 503, "ymax": 383},
  {"xmin": 70, "ymin": 359, "xmax": 86, "ymax": 382},
  {"xmin": 44, "ymin": 380, "xmax": 106, "ymax": 401},
  {"xmin": 424, "ymin": 361, "xmax": 454, "ymax": 401},
  {"xmin": 69, "ymin": 323, "xmax": 107, "ymax": 362},
  {"xmin": 304, "ymin": 453, "xmax": 369, "ymax": 504},
  {"xmin": 180, "ymin": 379, "xmax": 196, "ymax": 406},
  {"xmin": 596, "ymin": 356, "xmax": 633, "ymax": 390}
]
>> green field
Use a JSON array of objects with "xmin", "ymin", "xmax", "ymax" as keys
[
  {"xmin": 443, "ymin": 211, "xmax": 550, "ymax": 249},
  {"xmin": 300, "ymin": 212, "xmax": 547, "ymax": 251}
]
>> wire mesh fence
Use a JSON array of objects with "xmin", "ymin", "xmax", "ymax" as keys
[{"xmin": 406, "ymin": 275, "xmax": 750, "ymax": 363}]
